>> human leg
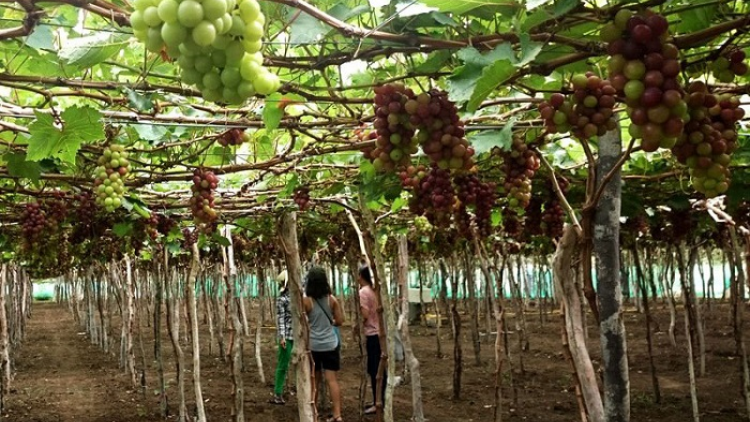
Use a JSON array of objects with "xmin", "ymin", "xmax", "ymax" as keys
[{"xmin": 273, "ymin": 340, "xmax": 294, "ymax": 396}]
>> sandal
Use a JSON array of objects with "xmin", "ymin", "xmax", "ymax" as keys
[
  {"xmin": 326, "ymin": 417, "xmax": 343, "ymax": 422},
  {"xmin": 269, "ymin": 395, "xmax": 286, "ymax": 405},
  {"xmin": 364, "ymin": 405, "xmax": 377, "ymax": 415}
]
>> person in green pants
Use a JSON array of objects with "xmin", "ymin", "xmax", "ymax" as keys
[{"xmin": 270, "ymin": 270, "xmax": 294, "ymax": 405}]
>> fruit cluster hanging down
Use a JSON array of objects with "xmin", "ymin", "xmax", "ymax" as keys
[
  {"xmin": 711, "ymin": 49, "xmax": 748, "ymax": 83},
  {"xmin": 190, "ymin": 168, "xmax": 219, "ymax": 229},
  {"xmin": 21, "ymin": 202, "xmax": 46, "ymax": 245},
  {"xmin": 602, "ymin": 9, "xmax": 688, "ymax": 152},
  {"xmin": 672, "ymin": 81, "xmax": 743, "ymax": 197},
  {"xmin": 293, "ymin": 186, "xmax": 311, "ymax": 211},
  {"xmin": 218, "ymin": 128, "xmax": 250, "ymax": 146},
  {"xmin": 502, "ymin": 137, "xmax": 540, "ymax": 211},
  {"xmin": 539, "ymin": 73, "xmax": 618, "ymax": 139},
  {"xmin": 131, "ymin": 0, "xmax": 280, "ymax": 104},
  {"xmin": 93, "ymin": 145, "xmax": 129, "ymax": 212},
  {"xmin": 363, "ymin": 84, "xmax": 475, "ymax": 172}
]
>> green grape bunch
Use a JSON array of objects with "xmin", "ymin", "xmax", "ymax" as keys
[
  {"xmin": 93, "ymin": 145, "xmax": 130, "ymax": 213},
  {"xmin": 130, "ymin": 0, "xmax": 281, "ymax": 104}
]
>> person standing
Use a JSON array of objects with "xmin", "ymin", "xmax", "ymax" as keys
[
  {"xmin": 270, "ymin": 270, "xmax": 293, "ymax": 405},
  {"xmin": 304, "ymin": 266, "xmax": 345, "ymax": 422},
  {"xmin": 358, "ymin": 265, "xmax": 385, "ymax": 416}
]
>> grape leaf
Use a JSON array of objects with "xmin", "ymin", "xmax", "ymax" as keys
[
  {"xmin": 466, "ymin": 59, "xmax": 515, "ymax": 111},
  {"xmin": 113, "ymin": 222, "xmax": 133, "ymax": 237},
  {"xmin": 419, "ymin": 0, "xmax": 509, "ymax": 14},
  {"xmin": 263, "ymin": 93, "xmax": 285, "ymax": 131},
  {"xmin": 4, "ymin": 153, "xmax": 42, "ymax": 181},
  {"xmin": 391, "ymin": 196, "xmax": 407, "ymax": 212},
  {"xmin": 25, "ymin": 25, "xmax": 55, "ymax": 50},
  {"xmin": 415, "ymin": 50, "xmax": 452, "ymax": 73},
  {"xmin": 288, "ymin": 10, "xmax": 326, "ymax": 45},
  {"xmin": 27, "ymin": 106, "xmax": 104, "ymax": 164},
  {"xmin": 447, "ymin": 64, "xmax": 484, "ymax": 103},
  {"xmin": 468, "ymin": 118, "xmax": 515, "ymax": 154},
  {"xmin": 58, "ymin": 32, "xmax": 130, "ymax": 69}
]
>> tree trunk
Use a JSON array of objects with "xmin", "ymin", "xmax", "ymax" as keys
[
  {"xmin": 279, "ymin": 212, "xmax": 315, "ymax": 422},
  {"xmin": 155, "ymin": 254, "xmax": 168, "ymax": 417},
  {"xmin": 450, "ymin": 259, "xmax": 462, "ymax": 401},
  {"xmin": 124, "ymin": 256, "xmax": 137, "ymax": 389},
  {"xmin": 0, "ymin": 265, "xmax": 10, "ymax": 413},
  {"xmin": 186, "ymin": 242, "xmax": 207, "ymax": 422},
  {"xmin": 254, "ymin": 266, "xmax": 266, "ymax": 384},
  {"xmin": 396, "ymin": 235, "xmax": 424, "ymax": 422},
  {"xmin": 593, "ymin": 128, "xmax": 629, "ymax": 422},
  {"xmin": 728, "ymin": 227, "xmax": 750, "ymax": 421},
  {"xmin": 464, "ymin": 250, "xmax": 481, "ymax": 366},
  {"xmin": 554, "ymin": 225, "xmax": 604, "ymax": 422},
  {"xmin": 166, "ymin": 268, "xmax": 187, "ymax": 422},
  {"xmin": 632, "ymin": 245, "xmax": 660, "ymax": 404},
  {"xmin": 224, "ymin": 226, "xmax": 245, "ymax": 422}
]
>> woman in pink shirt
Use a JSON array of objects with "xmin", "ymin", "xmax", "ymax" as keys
[{"xmin": 358, "ymin": 266, "xmax": 385, "ymax": 415}]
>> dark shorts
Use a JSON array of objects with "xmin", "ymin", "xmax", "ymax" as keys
[{"xmin": 311, "ymin": 347, "xmax": 340, "ymax": 371}]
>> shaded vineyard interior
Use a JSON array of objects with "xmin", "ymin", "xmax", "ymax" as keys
[{"xmin": 3, "ymin": 286, "xmax": 748, "ymax": 422}]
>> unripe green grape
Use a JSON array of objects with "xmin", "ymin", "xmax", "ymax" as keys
[
  {"xmin": 133, "ymin": 29, "xmax": 148, "ymax": 42},
  {"xmin": 178, "ymin": 54, "xmax": 196, "ymax": 69},
  {"xmin": 143, "ymin": 6, "xmax": 162, "ymax": 27},
  {"xmin": 222, "ymin": 87, "xmax": 243, "ymax": 105},
  {"xmin": 192, "ymin": 20, "xmax": 217, "ymax": 46},
  {"xmin": 202, "ymin": 88, "xmax": 222, "ymax": 102},
  {"xmin": 212, "ymin": 17, "xmax": 225, "ymax": 34},
  {"xmin": 203, "ymin": 70, "xmax": 222, "ymax": 90},
  {"xmin": 253, "ymin": 70, "xmax": 279, "ymax": 95},
  {"xmin": 201, "ymin": 0, "xmax": 227, "ymax": 20},
  {"xmin": 243, "ymin": 20, "xmax": 263, "ymax": 41},
  {"xmin": 177, "ymin": 0, "xmax": 204, "ymax": 28},
  {"xmin": 130, "ymin": 10, "xmax": 148, "ymax": 31},
  {"xmin": 211, "ymin": 34, "xmax": 231, "ymax": 50},
  {"xmin": 239, "ymin": 57, "xmax": 260, "ymax": 80},
  {"xmin": 226, "ymin": 0, "xmax": 236, "ymax": 13},
  {"xmin": 238, "ymin": 0, "xmax": 260, "ymax": 22},
  {"xmin": 194, "ymin": 55, "xmax": 213, "ymax": 73},
  {"xmin": 225, "ymin": 40, "xmax": 245, "ymax": 63},
  {"xmin": 242, "ymin": 39, "xmax": 262, "ymax": 54},
  {"xmin": 219, "ymin": 14, "xmax": 233, "ymax": 35},
  {"xmin": 220, "ymin": 66, "xmax": 241, "ymax": 87},
  {"xmin": 211, "ymin": 49, "xmax": 226, "ymax": 67},
  {"xmin": 161, "ymin": 21, "xmax": 187, "ymax": 46},
  {"xmin": 157, "ymin": 0, "xmax": 179, "ymax": 23},
  {"xmin": 228, "ymin": 15, "xmax": 245, "ymax": 36},
  {"xmin": 133, "ymin": 0, "xmax": 153, "ymax": 11},
  {"xmin": 145, "ymin": 28, "xmax": 164, "ymax": 52},
  {"xmin": 237, "ymin": 80, "xmax": 256, "ymax": 98}
]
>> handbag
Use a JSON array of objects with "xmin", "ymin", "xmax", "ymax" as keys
[{"xmin": 314, "ymin": 297, "xmax": 341, "ymax": 347}]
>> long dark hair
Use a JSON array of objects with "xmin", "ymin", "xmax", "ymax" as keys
[
  {"xmin": 359, "ymin": 265, "xmax": 373, "ymax": 286},
  {"xmin": 304, "ymin": 266, "xmax": 331, "ymax": 299}
]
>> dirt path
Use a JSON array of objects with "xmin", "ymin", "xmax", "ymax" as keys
[{"xmin": 3, "ymin": 302, "xmax": 151, "ymax": 422}]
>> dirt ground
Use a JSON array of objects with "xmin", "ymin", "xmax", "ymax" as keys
[{"xmin": 3, "ymin": 300, "xmax": 749, "ymax": 422}]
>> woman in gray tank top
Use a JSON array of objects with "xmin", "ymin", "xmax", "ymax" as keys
[{"xmin": 304, "ymin": 267, "xmax": 345, "ymax": 422}]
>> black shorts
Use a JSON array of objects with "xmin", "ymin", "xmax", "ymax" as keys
[{"xmin": 311, "ymin": 347, "xmax": 340, "ymax": 371}]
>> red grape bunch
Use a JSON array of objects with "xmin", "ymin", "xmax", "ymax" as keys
[
  {"xmin": 76, "ymin": 192, "xmax": 97, "ymax": 228},
  {"xmin": 44, "ymin": 191, "xmax": 68, "ymax": 228},
  {"xmin": 368, "ymin": 83, "xmax": 419, "ymax": 172},
  {"xmin": 182, "ymin": 227, "xmax": 199, "ymax": 247},
  {"xmin": 501, "ymin": 137, "xmax": 540, "ymax": 211},
  {"xmin": 190, "ymin": 168, "xmax": 219, "ymax": 227},
  {"xmin": 21, "ymin": 202, "xmax": 46, "ymax": 246},
  {"xmin": 408, "ymin": 165, "xmax": 455, "ymax": 228},
  {"xmin": 218, "ymin": 128, "xmax": 250, "ymax": 147},
  {"xmin": 541, "ymin": 176, "xmax": 568, "ymax": 239},
  {"xmin": 601, "ymin": 9, "xmax": 688, "ymax": 152},
  {"xmin": 398, "ymin": 164, "xmax": 427, "ymax": 190},
  {"xmin": 672, "ymin": 82, "xmax": 735, "ymax": 197},
  {"xmin": 711, "ymin": 48, "xmax": 748, "ymax": 83},
  {"xmin": 405, "ymin": 89, "xmax": 475, "ymax": 171},
  {"xmin": 454, "ymin": 174, "xmax": 497, "ymax": 237},
  {"xmin": 293, "ymin": 186, "xmax": 311, "ymax": 211},
  {"xmin": 93, "ymin": 144, "xmax": 130, "ymax": 213},
  {"xmin": 539, "ymin": 74, "xmax": 617, "ymax": 139},
  {"xmin": 157, "ymin": 213, "xmax": 177, "ymax": 236},
  {"xmin": 538, "ymin": 92, "xmax": 574, "ymax": 134}
]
